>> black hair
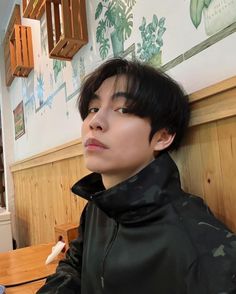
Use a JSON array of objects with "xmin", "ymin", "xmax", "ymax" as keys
[{"xmin": 78, "ymin": 58, "xmax": 190, "ymax": 151}]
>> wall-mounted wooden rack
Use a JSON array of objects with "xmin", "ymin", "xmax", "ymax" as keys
[
  {"xmin": 45, "ymin": 0, "xmax": 88, "ymax": 60},
  {"xmin": 22, "ymin": 0, "xmax": 46, "ymax": 20},
  {"xmin": 3, "ymin": 4, "xmax": 21, "ymax": 86},
  {"xmin": 9, "ymin": 25, "xmax": 34, "ymax": 77}
]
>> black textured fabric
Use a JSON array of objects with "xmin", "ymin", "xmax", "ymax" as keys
[{"xmin": 37, "ymin": 152, "xmax": 236, "ymax": 294}]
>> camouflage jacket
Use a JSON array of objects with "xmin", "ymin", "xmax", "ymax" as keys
[{"xmin": 37, "ymin": 152, "xmax": 236, "ymax": 294}]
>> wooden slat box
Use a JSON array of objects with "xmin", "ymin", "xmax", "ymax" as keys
[
  {"xmin": 4, "ymin": 41, "xmax": 14, "ymax": 87},
  {"xmin": 3, "ymin": 4, "xmax": 21, "ymax": 86},
  {"xmin": 54, "ymin": 223, "xmax": 78, "ymax": 257},
  {"xmin": 9, "ymin": 25, "xmax": 34, "ymax": 77},
  {"xmin": 45, "ymin": 0, "xmax": 88, "ymax": 60},
  {"xmin": 22, "ymin": 0, "xmax": 46, "ymax": 20}
]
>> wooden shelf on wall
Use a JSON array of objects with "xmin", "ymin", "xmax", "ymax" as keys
[
  {"xmin": 3, "ymin": 4, "xmax": 21, "ymax": 86},
  {"xmin": 22, "ymin": 0, "xmax": 46, "ymax": 20},
  {"xmin": 45, "ymin": 0, "xmax": 88, "ymax": 60},
  {"xmin": 9, "ymin": 25, "xmax": 34, "ymax": 77},
  {"xmin": 4, "ymin": 41, "xmax": 14, "ymax": 87}
]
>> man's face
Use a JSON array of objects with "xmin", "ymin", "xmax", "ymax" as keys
[{"xmin": 81, "ymin": 75, "xmax": 158, "ymax": 185}]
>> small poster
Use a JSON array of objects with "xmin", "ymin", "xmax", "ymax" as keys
[{"xmin": 13, "ymin": 101, "xmax": 25, "ymax": 140}]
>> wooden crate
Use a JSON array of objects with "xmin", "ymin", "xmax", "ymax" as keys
[
  {"xmin": 3, "ymin": 4, "xmax": 21, "ymax": 86},
  {"xmin": 9, "ymin": 25, "xmax": 34, "ymax": 77},
  {"xmin": 22, "ymin": 0, "xmax": 46, "ymax": 20},
  {"xmin": 54, "ymin": 223, "xmax": 78, "ymax": 258},
  {"xmin": 4, "ymin": 41, "xmax": 14, "ymax": 87},
  {"xmin": 45, "ymin": 0, "xmax": 88, "ymax": 60}
]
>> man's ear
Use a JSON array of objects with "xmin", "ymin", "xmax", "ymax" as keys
[{"xmin": 152, "ymin": 129, "xmax": 176, "ymax": 151}]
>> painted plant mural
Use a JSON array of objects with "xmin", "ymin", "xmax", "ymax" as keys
[
  {"xmin": 190, "ymin": 0, "xmax": 236, "ymax": 35},
  {"xmin": 95, "ymin": 0, "xmax": 136, "ymax": 59},
  {"xmin": 137, "ymin": 14, "xmax": 166, "ymax": 67}
]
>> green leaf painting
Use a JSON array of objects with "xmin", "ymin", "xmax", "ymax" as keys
[
  {"xmin": 37, "ymin": 72, "xmax": 44, "ymax": 106},
  {"xmin": 99, "ymin": 38, "xmax": 110, "ymax": 59},
  {"xmin": 95, "ymin": 0, "xmax": 136, "ymax": 59},
  {"xmin": 124, "ymin": 0, "xmax": 136, "ymax": 6},
  {"xmin": 137, "ymin": 14, "xmax": 166, "ymax": 66},
  {"xmin": 53, "ymin": 60, "xmax": 66, "ymax": 83},
  {"xmin": 204, "ymin": 0, "xmax": 212, "ymax": 7},
  {"xmin": 190, "ymin": 0, "xmax": 212, "ymax": 28}
]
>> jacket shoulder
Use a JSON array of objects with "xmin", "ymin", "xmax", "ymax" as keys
[{"xmin": 172, "ymin": 194, "xmax": 236, "ymax": 292}]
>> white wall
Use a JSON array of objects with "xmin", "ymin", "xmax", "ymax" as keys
[{"xmin": 0, "ymin": 47, "xmax": 16, "ymax": 241}]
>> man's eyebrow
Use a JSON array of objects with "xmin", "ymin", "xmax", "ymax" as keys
[
  {"xmin": 111, "ymin": 92, "xmax": 130, "ymax": 100},
  {"xmin": 88, "ymin": 93, "xmax": 99, "ymax": 103}
]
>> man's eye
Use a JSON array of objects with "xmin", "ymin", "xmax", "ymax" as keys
[
  {"xmin": 88, "ymin": 107, "xmax": 99, "ymax": 113},
  {"xmin": 116, "ymin": 107, "xmax": 129, "ymax": 114}
]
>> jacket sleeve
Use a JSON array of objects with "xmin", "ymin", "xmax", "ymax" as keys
[
  {"xmin": 186, "ymin": 248, "xmax": 236, "ymax": 294},
  {"xmin": 36, "ymin": 204, "xmax": 88, "ymax": 294}
]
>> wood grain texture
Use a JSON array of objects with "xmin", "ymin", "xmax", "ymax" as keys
[
  {"xmin": 171, "ymin": 75, "xmax": 236, "ymax": 232},
  {"xmin": 9, "ymin": 25, "xmax": 34, "ymax": 77},
  {"xmin": 23, "ymin": 0, "xmax": 45, "ymax": 20},
  {"xmin": 0, "ymin": 243, "xmax": 58, "ymax": 286},
  {"xmin": 46, "ymin": 0, "xmax": 88, "ymax": 60},
  {"xmin": 6, "ymin": 280, "xmax": 46, "ymax": 294},
  {"xmin": 190, "ymin": 87, "xmax": 236, "ymax": 126},
  {"xmin": 172, "ymin": 115, "xmax": 236, "ymax": 232},
  {"xmin": 10, "ymin": 139, "xmax": 83, "ymax": 172},
  {"xmin": 189, "ymin": 76, "xmax": 236, "ymax": 103},
  {"xmin": 217, "ymin": 117, "xmax": 236, "ymax": 230},
  {"xmin": 3, "ymin": 4, "xmax": 21, "ymax": 86},
  {"xmin": 12, "ymin": 141, "xmax": 88, "ymax": 247}
]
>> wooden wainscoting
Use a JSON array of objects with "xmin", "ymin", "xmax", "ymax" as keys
[
  {"xmin": 11, "ymin": 75, "xmax": 236, "ymax": 247},
  {"xmin": 172, "ymin": 75, "xmax": 236, "ymax": 232},
  {"xmin": 10, "ymin": 139, "xmax": 89, "ymax": 247},
  {"xmin": 172, "ymin": 116, "xmax": 236, "ymax": 232}
]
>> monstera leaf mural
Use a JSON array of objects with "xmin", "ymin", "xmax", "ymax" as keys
[
  {"xmin": 95, "ymin": 0, "xmax": 136, "ymax": 59},
  {"xmin": 190, "ymin": 0, "xmax": 212, "ymax": 28}
]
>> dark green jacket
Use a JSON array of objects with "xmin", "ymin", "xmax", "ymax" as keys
[{"xmin": 37, "ymin": 153, "xmax": 236, "ymax": 294}]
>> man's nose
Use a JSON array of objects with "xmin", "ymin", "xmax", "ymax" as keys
[{"xmin": 89, "ymin": 110, "xmax": 108, "ymax": 131}]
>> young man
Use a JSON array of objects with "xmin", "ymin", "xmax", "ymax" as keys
[{"xmin": 38, "ymin": 58, "xmax": 236, "ymax": 294}]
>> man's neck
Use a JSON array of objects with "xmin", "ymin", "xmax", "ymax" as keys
[
  {"xmin": 101, "ymin": 159, "xmax": 155, "ymax": 190},
  {"xmin": 102, "ymin": 173, "xmax": 130, "ymax": 190}
]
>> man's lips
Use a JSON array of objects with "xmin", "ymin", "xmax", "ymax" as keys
[{"xmin": 84, "ymin": 138, "xmax": 109, "ymax": 150}]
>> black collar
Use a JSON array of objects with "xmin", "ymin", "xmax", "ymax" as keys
[{"xmin": 71, "ymin": 153, "xmax": 183, "ymax": 224}]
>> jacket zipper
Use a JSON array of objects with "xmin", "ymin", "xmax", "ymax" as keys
[{"xmin": 101, "ymin": 221, "xmax": 119, "ymax": 290}]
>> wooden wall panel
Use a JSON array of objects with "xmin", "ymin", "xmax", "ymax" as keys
[
  {"xmin": 217, "ymin": 117, "xmax": 236, "ymax": 230},
  {"xmin": 11, "ymin": 141, "xmax": 89, "ymax": 247},
  {"xmin": 172, "ymin": 126, "xmax": 205, "ymax": 198},
  {"xmin": 198, "ymin": 122, "xmax": 225, "ymax": 220},
  {"xmin": 172, "ymin": 116, "xmax": 236, "ymax": 232},
  {"xmin": 171, "ymin": 76, "xmax": 236, "ymax": 232}
]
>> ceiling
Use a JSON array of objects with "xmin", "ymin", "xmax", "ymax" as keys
[{"xmin": 0, "ymin": 0, "xmax": 19, "ymax": 41}]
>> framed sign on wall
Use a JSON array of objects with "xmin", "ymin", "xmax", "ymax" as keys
[{"xmin": 13, "ymin": 101, "xmax": 26, "ymax": 140}]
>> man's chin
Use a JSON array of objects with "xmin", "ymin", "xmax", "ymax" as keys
[{"xmin": 85, "ymin": 163, "xmax": 103, "ymax": 174}]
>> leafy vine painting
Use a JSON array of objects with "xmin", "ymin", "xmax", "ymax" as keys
[{"xmin": 137, "ymin": 14, "xmax": 166, "ymax": 67}]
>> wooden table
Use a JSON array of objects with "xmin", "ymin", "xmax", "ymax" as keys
[
  {"xmin": 0, "ymin": 243, "xmax": 61, "ymax": 293},
  {"xmin": 5, "ymin": 280, "xmax": 46, "ymax": 294}
]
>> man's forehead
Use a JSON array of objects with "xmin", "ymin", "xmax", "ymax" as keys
[
  {"xmin": 101, "ymin": 74, "xmax": 127, "ymax": 87},
  {"xmin": 90, "ymin": 91, "xmax": 129, "ymax": 102}
]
